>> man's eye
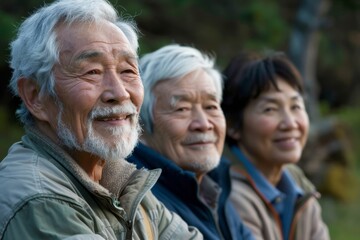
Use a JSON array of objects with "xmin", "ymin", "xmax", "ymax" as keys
[
  {"xmin": 206, "ymin": 105, "xmax": 218, "ymax": 110},
  {"xmin": 121, "ymin": 70, "xmax": 140, "ymax": 82},
  {"xmin": 86, "ymin": 69, "xmax": 100, "ymax": 75},
  {"xmin": 122, "ymin": 69, "xmax": 135, "ymax": 74},
  {"xmin": 176, "ymin": 107, "xmax": 189, "ymax": 112}
]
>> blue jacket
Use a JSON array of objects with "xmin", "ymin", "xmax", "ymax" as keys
[{"xmin": 128, "ymin": 142, "xmax": 254, "ymax": 240}]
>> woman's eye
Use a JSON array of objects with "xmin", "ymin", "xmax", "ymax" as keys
[
  {"xmin": 292, "ymin": 104, "xmax": 303, "ymax": 110},
  {"xmin": 264, "ymin": 107, "xmax": 276, "ymax": 112}
]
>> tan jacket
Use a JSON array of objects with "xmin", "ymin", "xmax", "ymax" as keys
[
  {"xmin": 0, "ymin": 128, "xmax": 202, "ymax": 240},
  {"xmin": 224, "ymin": 145, "xmax": 330, "ymax": 240}
]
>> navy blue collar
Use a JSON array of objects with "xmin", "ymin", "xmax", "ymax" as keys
[{"xmin": 230, "ymin": 145, "xmax": 303, "ymax": 202}]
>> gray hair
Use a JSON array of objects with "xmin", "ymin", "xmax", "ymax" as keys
[
  {"xmin": 9, "ymin": 0, "xmax": 139, "ymax": 126},
  {"xmin": 139, "ymin": 44, "xmax": 223, "ymax": 133}
]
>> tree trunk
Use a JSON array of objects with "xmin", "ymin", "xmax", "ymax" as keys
[{"xmin": 288, "ymin": 0, "xmax": 330, "ymax": 121}]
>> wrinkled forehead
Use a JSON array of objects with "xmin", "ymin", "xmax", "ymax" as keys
[
  {"xmin": 55, "ymin": 21, "xmax": 137, "ymax": 66},
  {"xmin": 55, "ymin": 20, "xmax": 133, "ymax": 54},
  {"xmin": 161, "ymin": 69, "xmax": 218, "ymax": 93}
]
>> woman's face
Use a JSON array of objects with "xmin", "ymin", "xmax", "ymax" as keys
[{"xmin": 237, "ymin": 78, "xmax": 309, "ymax": 169}]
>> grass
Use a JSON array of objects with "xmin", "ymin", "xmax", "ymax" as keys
[
  {"xmin": 319, "ymin": 106, "xmax": 360, "ymax": 239},
  {"xmin": 321, "ymin": 192, "xmax": 360, "ymax": 240}
]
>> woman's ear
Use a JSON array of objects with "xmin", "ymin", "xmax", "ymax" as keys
[
  {"xmin": 17, "ymin": 77, "xmax": 50, "ymax": 122},
  {"xmin": 227, "ymin": 127, "xmax": 241, "ymax": 141}
]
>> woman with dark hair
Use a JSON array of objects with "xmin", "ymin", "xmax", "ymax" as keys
[{"xmin": 221, "ymin": 51, "xmax": 330, "ymax": 240}]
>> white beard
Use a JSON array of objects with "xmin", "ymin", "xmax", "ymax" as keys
[{"xmin": 57, "ymin": 104, "xmax": 142, "ymax": 162}]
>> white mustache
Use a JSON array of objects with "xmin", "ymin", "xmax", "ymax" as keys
[
  {"xmin": 89, "ymin": 104, "xmax": 137, "ymax": 120},
  {"xmin": 183, "ymin": 134, "xmax": 217, "ymax": 144}
]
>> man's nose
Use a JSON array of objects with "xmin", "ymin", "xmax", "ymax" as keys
[
  {"xmin": 190, "ymin": 107, "xmax": 214, "ymax": 131},
  {"xmin": 101, "ymin": 71, "xmax": 130, "ymax": 104}
]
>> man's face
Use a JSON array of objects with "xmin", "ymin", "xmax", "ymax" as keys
[
  {"xmin": 144, "ymin": 69, "xmax": 226, "ymax": 178},
  {"xmin": 43, "ymin": 20, "xmax": 143, "ymax": 161}
]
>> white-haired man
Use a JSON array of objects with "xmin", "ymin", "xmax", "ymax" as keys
[
  {"xmin": 128, "ymin": 44, "xmax": 254, "ymax": 240},
  {"xmin": 0, "ymin": 1, "xmax": 202, "ymax": 239}
]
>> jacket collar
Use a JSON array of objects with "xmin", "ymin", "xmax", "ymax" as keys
[
  {"xmin": 130, "ymin": 142, "xmax": 232, "ymax": 202},
  {"xmin": 22, "ymin": 126, "xmax": 142, "ymax": 199}
]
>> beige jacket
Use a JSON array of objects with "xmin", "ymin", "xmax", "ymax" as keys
[
  {"xmin": 224, "ymin": 145, "xmax": 330, "ymax": 240},
  {"xmin": 0, "ymin": 128, "xmax": 202, "ymax": 240}
]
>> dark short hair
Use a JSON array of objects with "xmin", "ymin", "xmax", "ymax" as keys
[{"xmin": 221, "ymin": 51, "xmax": 304, "ymax": 144}]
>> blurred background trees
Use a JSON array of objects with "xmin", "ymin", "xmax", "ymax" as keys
[{"xmin": 0, "ymin": 0, "xmax": 359, "ymax": 238}]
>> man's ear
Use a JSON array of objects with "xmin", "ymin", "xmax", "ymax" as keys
[
  {"xmin": 227, "ymin": 127, "xmax": 241, "ymax": 141},
  {"xmin": 17, "ymin": 77, "xmax": 50, "ymax": 122}
]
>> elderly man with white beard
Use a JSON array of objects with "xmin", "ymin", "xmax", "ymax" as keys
[
  {"xmin": 127, "ymin": 44, "xmax": 254, "ymax": 240},
  {"xmin": 0, "ymin": 1, "xmax": 203, "ymax": 239}
]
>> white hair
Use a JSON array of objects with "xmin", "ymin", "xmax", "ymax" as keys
[
  {"xmin": 9, "ymin": 0, "xmax": 139, "ymax": 126},
  {"xmin": 139, "ymin": 44, "xmax": 223, "ymax": 133}
]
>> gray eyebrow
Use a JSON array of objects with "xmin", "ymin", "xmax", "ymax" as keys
[
  {"xmin": 74, "ymin": 49, "xmax": 137, "ymax": 63},
  {"xmin": 169, "ymin": 91, "xmax": 219, "ymax": 108},
  {"xmin": 75, "ymin": 50, "xmax": 101, "ymax": 62}
]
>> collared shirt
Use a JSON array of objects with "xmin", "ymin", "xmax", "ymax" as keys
[
  {"xmin": 199, "ymin": 175, "xmax": 222, "ymax": 209},
  {"xmin": 199, "ymin": 175, "xmax": 222, "ymax": 225},
  {"xmin": 231, "ymin": 145, "xmax": 304, "ymax": 240}
]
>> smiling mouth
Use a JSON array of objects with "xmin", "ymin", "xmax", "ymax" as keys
[
  {"xmin": 274, "ymin": 137, "xmax": 296, "ymax": 142},
  {"xmin": 95, "ymin": 115, "xmax": 129, "ymax": 122},
  {"xmin": 187, "ymin": 141, "xmax": 213, "ymax": 145},
  {"xmin": 95, "ymin": 114, "xmax": 131, "ymax": 122},
  {"xmin": 273, "ymin": 137, "xmax": 301, "ymax": 150},
  {"xmin": 92, "ymin": 114, "xmax": 134, "ymax": 128},
  {"xmin": 184, "ymin": 141, "xmax": 216, "ymax": 149}
]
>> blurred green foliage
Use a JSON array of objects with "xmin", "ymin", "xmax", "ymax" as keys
[
  {"xmin": 321, "ymin": 194, "xmax": 360, "ymax": 240},
  {"xmin": 239, "ymin": 1, "xmax": 289, "ymax": 50},
  {"xmin": 0, "ymin": 11, "xmax": 17, "ymax": 65},
  {"xmin": 334, "ymin": 108, "xmax": 360, "ymax": 161},
  {"xmin": 2, "ymin": 0, "xmax": 357, "ymax": 107},
  {"xmin": 320, "ymin": 107, "xmax": 360, "ymax": 240},
  {"xmin": 0, "ymin": 0, "xmax": 359, "ymax": 238},
  {"xmin": 0, "ymin": 106, "xmax": 23, "ymax": 159}
]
